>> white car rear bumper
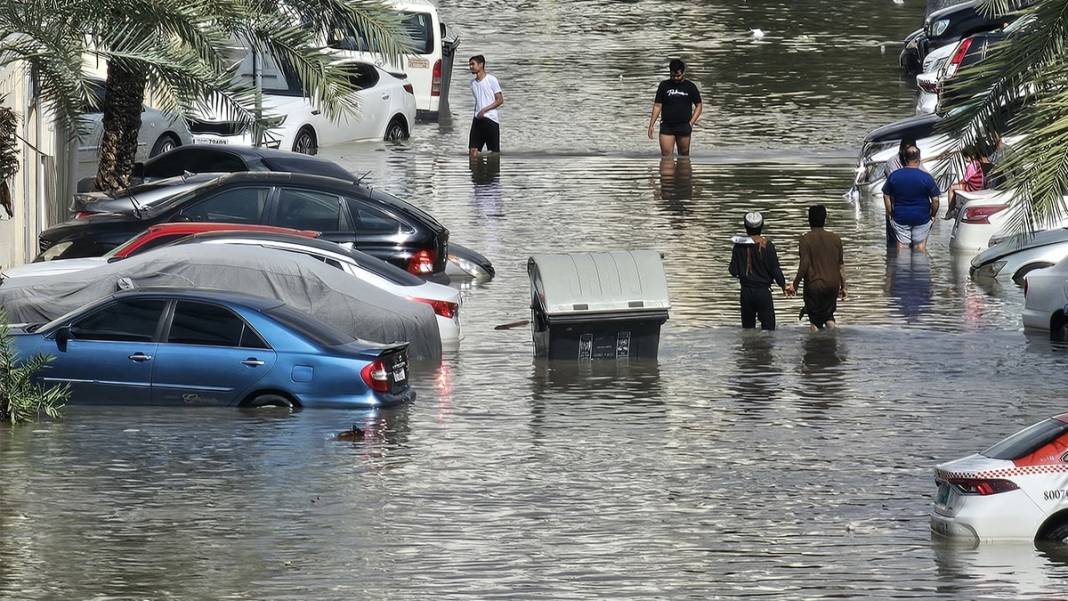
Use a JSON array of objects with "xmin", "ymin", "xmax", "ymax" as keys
[{"xmin": 931, "ymin": 489, "xmax": 1046, "ymax": 542}]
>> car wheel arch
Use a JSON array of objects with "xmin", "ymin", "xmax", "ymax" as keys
[
  {"xmin": 1013, "ymin": 262, "xmax": 1056, "ymax": 287},
  {"xmin": 292, "ymin": 126, "xmax": 318, "ymax": 155},
  {"xmin": 385, "ymin": 115, "xmax": 409, "ymax": 140},
  {"xmin": 1036, "ymin": 509, "xmax": 1068, "ymax": 543},
  {"xmin": 239, "ymin": 389, "xmax": 302, "ymax": 409}
]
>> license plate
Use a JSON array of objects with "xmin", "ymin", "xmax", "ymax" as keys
[
  {"xmin": 408, "ymin": 56, "xmax": 429, "ymax": 69},
  {"xmin": 392, "ymin": 367, "xmax": 406, "ymax": 382},
  {"xmin": 192, "ymin": 135, "xmax": 229, "ymax": 145}
]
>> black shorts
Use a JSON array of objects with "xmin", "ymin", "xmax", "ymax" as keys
[
  {"xmin": 469, "ymin": 117, "xmax": 500, "ymax": 152},
  {"xmin": 659, "ymin": 122, "xmax": 692, "ymax": 137}
]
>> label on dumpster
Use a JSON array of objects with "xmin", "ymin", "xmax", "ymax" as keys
[
  {"xmin": 578, "ymin": 333, "xmax": 593, "ymax": 361},
  {"xmin": 616, "ymin": 331, "xmax": 631, "ymax": 358}
]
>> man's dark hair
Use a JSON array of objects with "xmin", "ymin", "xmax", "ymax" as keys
[
  {"xmin": 904, "ymin": 145, "xmax": 922, "ymax": 163},
  {"xmin": 669, "ymin": 59, "xmax": 685, "ymax": 73},
  {"xmin": 745, "ymin": 224, "xmax": 763, "ymax": 235},
  {"xmin": 898, "ymin": 136, "xmax": 917, "ymax": 157},
  {"xmin": 469, "ymin": 55, "xmax": 486, "ymax": 66},
  {"xmin": 808, "ymin": 205, "xmax": 827, "ymax": 228}
]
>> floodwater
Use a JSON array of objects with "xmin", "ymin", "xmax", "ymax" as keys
[{"xmin": 4, "ymin": 0, "xmax": 1068, "ymax": 599}]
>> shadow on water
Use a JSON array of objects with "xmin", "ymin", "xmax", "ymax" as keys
[
  {"xmin": 931, "ymin": 538, "xmax": 1068, "ymax": 596},
  {"xmin": 727, "ymin": 331, "xmax": 782, "ymax": 417}
]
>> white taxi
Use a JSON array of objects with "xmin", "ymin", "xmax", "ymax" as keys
[{"xmin": 932, "ymin": 413, "xmax": 1068, "ymax": 544}]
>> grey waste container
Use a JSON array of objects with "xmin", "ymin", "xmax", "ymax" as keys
[{"xmin": 528, "ymin": 250, "xmax": 670, "ymax": 360}]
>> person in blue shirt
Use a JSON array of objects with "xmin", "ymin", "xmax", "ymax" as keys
[{"xmin": 882, "ymin": 146, "xmax": 940, "ymax": 252}]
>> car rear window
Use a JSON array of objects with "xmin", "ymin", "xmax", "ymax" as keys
[
  {"xmin": 401, "ymin": 11, "xmax": 434, "ymax": 54},
  {"xmin": 260, "ymin": 157, "xmax": 354, "ymax": 181},
  {"xmin": 982, "ymin": 419, "xmax": 1068, "ymax": 460},
  {"xmin": 348, "ymin": 248, "xmax": 424, "ymax": 285},
  {"xmin": 266, "ymin": 305, "xmax": 354, "ymax": 347}
]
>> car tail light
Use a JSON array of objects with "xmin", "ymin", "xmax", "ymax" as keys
[
  {"xmin": 431, "ymin": 59, "xmax": 442, "ymax": 97},
  {"xmin": 944, "ymin": 38, "xmax": 974, "ymax": 79},
  {"xmin": 403, "ymin": 83, "xmax": 415, "ymax": 95},
  {"xmin": 410, "ymin": 297, "xmax": 457, "ymax": 319},
  {"xmin": 74, "ymin": 211, "xmax": 94, "ymax": 220},
  {"xmin": 949, "ymin": 477, "xmax": 1019, "ymax": 496},
  {"xmin": 360, "ymin": 359, "xmax": 390, "ymax": 393},
  {"xmin": 406, "ymin": 248, "xmax": 436, "ymax": 275},
  {"xmin": 918, "ymin": 78, "xmax": 939, "ymax": 94},
  {"xmin": 961, "ymin": 204, "xmax": 1009, "ymax": 224}
]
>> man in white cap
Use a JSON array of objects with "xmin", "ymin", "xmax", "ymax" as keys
[{"xmin": 729, "ymin": 211, "xmax": 787, "ymax": 330}]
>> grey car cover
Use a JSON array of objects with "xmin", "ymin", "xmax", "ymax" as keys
[{"xmin": 0, "ymin": 244, "xmax": 442, "ymax": 361}]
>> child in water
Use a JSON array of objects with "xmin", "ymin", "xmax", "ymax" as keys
[{"xmin": 729, "ymin": 212, "xmax": 787, "ymax": 330}]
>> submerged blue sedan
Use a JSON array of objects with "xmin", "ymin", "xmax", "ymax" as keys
[{"xmin": 9, "ymin": 289, "xmax": 414, "ymax": 408}]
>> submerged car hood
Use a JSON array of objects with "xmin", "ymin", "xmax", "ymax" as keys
[{"xmin": 975, "ymin": 227, "xmax": 1068, "ymax": 263}]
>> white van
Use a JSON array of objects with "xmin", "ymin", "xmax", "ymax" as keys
[{"xmin": 328, "ymin": 0, "xmax": 459, "ymax": 121}]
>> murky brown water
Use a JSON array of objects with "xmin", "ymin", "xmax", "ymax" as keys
[{"xmin": 5, "ymin": 0, "xmax": 1068, "ymax": 599}]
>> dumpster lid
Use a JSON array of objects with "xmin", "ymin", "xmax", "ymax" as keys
[{"xmin": 528, "ymin": 250, "xmax": 670, "ymax": 316}]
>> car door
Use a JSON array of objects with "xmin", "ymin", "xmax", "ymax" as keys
[
  {"xmin": 151, "ymin": 300, "xmax": 277, "ymax": 405},
  {"xmin": 271, "ymin": 187, "xmax": 355, "ymax": 244},
  {"xmin": 346, "ymin": 63, "xmax": 385, "ymax": 141},
  {"xmin": 44, "ymin": 299, "xmax": 166, "ymax": 404},
  {"xmin": 173, "ymin": 186, "xmax": 273, "ymax": 224}
]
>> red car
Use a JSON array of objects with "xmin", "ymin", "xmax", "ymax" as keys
[{"xmin": 33, "ymin": 223, "xmax": 319, "ymax": 264}]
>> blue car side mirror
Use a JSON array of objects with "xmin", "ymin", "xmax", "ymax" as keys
[{"xmin": 54, "ymin": 326, "xmax": 71, "ymax": 350}]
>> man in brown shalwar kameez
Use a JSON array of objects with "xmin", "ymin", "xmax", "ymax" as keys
[{"xmin": 786, "ymin": 205, "xmax": 846, "ymax": 330}]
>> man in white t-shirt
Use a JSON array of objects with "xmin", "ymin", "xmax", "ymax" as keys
[{"xmin": 468, "ymin": 55, "xmax": 503, "ymax": 158}]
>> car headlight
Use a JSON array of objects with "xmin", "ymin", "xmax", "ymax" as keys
[
  {"xmin": 931, "ymin": 18, "xmax": 950, "ymax": 37},
  {"xmin": 974, "ymin": 260, "xmax": 1007, "ymax": 278},
  {"xmin": 858, "ymin": 161, "xmax": 887, "ymax": 184},
  {"xmin": 261, "ymin": 114, "xmax": 287, "ymax": 128}
]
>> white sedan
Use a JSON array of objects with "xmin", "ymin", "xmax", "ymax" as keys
[
  {"xmin": 190, "ymin": 59, "xmax": 416, "ymax": 155},
  {"xmin": 951, "ymin": 190, "xmax": 1068, "ymax": 254},
  {"xmin": 1022, "ymin": 253, "xmax": 1068, "ymax": 338},
  {"xmin": 971, "ymin": 227, "xmax": 1068, "ymax": 285},
  {"xmin": 932, "ymin": 414, "xmax": 1068, "ymax": 543}
]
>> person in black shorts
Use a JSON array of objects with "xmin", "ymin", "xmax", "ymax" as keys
[
  {"xmin": 468, "ymin": 55, "xmax": 503, "ymax": 158},
  {"xmin": 647, "ymin": 59, "xmax": 703, "ymax": 157}
]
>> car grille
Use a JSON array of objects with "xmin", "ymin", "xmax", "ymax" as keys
[{"xmin": 188, "ymin": 119, "xmax": 247, "ymax": 136}]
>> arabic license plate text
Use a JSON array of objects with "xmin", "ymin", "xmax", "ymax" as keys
[{"xmin": 192, "ymin": 135, "xmax": 229, "ymax": 145}]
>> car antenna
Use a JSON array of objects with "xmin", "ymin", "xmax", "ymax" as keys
[
  {"xmin": 129, "ymin": 189, "xmax": 144, "ymax": 220},
  {"xmin": 355, "ymin": 170, "xmax": 373, "ymax": 185}
]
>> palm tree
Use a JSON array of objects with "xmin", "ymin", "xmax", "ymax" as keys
[
  {"xmin": 0, "ymin": 0, "xmax": 409, "ymax": 192},
  {"xmin": 940, "ymin": 0, "xmax": 1068, "ymax": 233}
]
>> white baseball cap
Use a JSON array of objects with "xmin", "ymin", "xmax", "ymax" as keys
[{"xmin": 744, "ymin": 211, "xmax": 764, "ymax": 229}]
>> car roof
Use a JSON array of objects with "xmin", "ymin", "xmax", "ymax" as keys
[
  {"xmin": 110, "ymin": 287, "xmax": 286, "ymax": 310},
  {"xmin": 139, "ymin": 222, "xmax": 319, "ymax": 237},
  {"xmin": 927, "ymin": 0, "xmax": 978, "ymax": 21},
  {"xmin": 155, "ymin": 144, "xmax": 332, "ymax": 162}
]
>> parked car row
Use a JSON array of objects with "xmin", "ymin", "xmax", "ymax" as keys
[{"xmin": 6, "ymin": 145, "xmax": 496, "ymax": 411}]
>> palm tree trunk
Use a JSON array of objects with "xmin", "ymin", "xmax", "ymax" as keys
[{"xmin": 94, "ymin": 61, "xmax": 146, "ymax": 192}]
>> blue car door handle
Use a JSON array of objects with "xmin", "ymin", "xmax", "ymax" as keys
[
  {"xmin": 128, "ymin": 353, "xmax": 153, "ymax": 362},
  {"xmin": 242, "ymin": 358, "xmax": 265, "ymax": 367}
]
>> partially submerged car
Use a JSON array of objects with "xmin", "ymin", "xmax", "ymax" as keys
[
  {"xmin": 932, "ymin": 413, "xmax": 1068, "ymax": 543},
  {"xmin": 39, "ymin": 171, "xmax": 451, "ymax": 276},
  {"xmin": 970, "ymin": 227, "xmax": 1068, "ymax": 285},
  {"xmin": 1022, "ymin": 254, "xmax": 1068, "ymax": 339},
  {"xmin": 10, "ymin": 288, "xmax": 413, "ymax": 408},
  {"xmin": 170, "ymin": 231, "xmax": 463, "ymax": 344},
  {"xmin": 851, "ymin": 112, "xmax": 958, "ymax": 197},
  {"xmin": 1, "ymin": 244, "xmax": 443, "ymax": 361}
]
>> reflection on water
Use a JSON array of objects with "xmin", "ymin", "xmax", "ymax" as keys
[
  {"xmin": 886, "ymin": 250, "xmax": 933, "ymax": 323},
  {"xmin": 6, "ymin": 0, "xmax": 1068, "ymax": 598}
]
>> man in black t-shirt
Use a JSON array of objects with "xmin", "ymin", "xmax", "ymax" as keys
[{"xmin": 647, "ymin": 59, "xmax": 703, "ymax": 157}]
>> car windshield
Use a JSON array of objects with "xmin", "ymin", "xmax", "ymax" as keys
[
  {"xmin": 265, "ymin": 305, "xmax": 355, "ymax": 347},
  {"xmin": 982, "ymin": 418, "xmax": 1068, "ymax": 460},
  {"xmin": 148, "ymin": 177, "xmax": 227, "ymax": 215}
]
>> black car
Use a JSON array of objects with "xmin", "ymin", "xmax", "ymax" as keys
[
  {"xmin": 76, "ymin": 144, "xmax": 357, "ymax": 195},
  {"xmin": 900, "ymin": 0, "xmax": 1031, "ymax": 73},
  {"xmin": 40, "ymin": 171, "xmax": 450, "ymax": 275}
]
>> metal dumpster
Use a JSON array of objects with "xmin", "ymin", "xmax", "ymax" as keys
[{"xmin": 528, "ymin": 250, "xmax": 670, "ymax": 360}]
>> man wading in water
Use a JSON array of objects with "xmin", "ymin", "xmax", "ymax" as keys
[
  {"xmin": 729, "ymin": 212, "xmax": 787, "ymax": 330},
  {"xmin": 648, "ymin": 59, "xmax": 703, "ymax": 157},
  {"xmin": 468, "ymin": 55, "xmax": 503, "ymax": 158},
  {"xmin": 787, "ymin": 205, "xmax": 846, "ymax": 330}
]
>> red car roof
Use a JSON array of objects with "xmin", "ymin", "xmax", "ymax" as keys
[{"xmin": 113, "ymin": 223, "xmax": 320, "ymax": 259}]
